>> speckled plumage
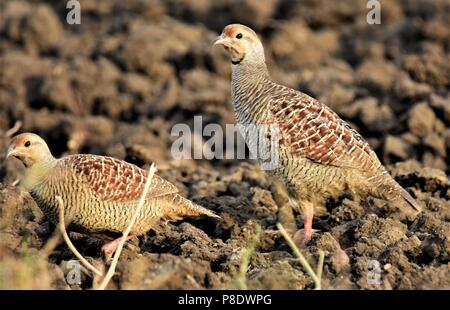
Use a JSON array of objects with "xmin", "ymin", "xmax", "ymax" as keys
[
  {"xmin": 7, "ymin": 133, "xmax": 219, "ymax": 240},
  {"xmin": 214, "ymin": 24, "xmax": 420, "ymax": 239}
]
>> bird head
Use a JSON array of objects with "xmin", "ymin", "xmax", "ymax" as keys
[
  {"xmin": 5, "ymin": 133, "xmax": 53, "ymax": 168},
  {"xmin": 212, "ymin": 24, "xmax": 265, "ymax": 65}
]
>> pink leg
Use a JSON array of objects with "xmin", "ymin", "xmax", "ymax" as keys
[
  {"xmin": 303, "ymin": 207, "xmax": 314, "ymax": 241},
  {"xmin": 101, "ymin": 235, "xmax": 135, "ymax": 261},
  {"xmin": 293, "ymin": 202, "xmax": 315, "ymax": 245}
]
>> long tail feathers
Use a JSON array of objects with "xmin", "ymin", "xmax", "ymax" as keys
[
  {"xmin": 374, "ymin": 172, "xmax": 422, "ymax": 214},
  {"xmin": 162, "ymin": 194, "xmax": 220, "ymax": 221},
  {"xmin": 378, "ymin": 175, "xmax": 422, "ymax": 214},
  {"xmin": 397, "ymin": 187, "xmax": 422, "ymax": 212}
]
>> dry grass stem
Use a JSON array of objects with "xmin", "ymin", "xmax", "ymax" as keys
[
  {"xmin": 236, "ymin": 225, "xmax": 262, "ymax": 290},
  {"xmin": 67, "ymin": 121, "xmax": 87, "ymax": 153},
  {"xmin": 40, "ymin": 230, "xmax": 62, "ymax": 258},
  {"xmin": 316, "ymin": 249, "xmax": 325, "ymax": 283},
  {"xmin": 276, "ymin": 223, "xmax": 323, "ymax": 290},
  {"xmin": 56, "ymin": 196, "xmax": 103, "ymax": 277},
  {"xmin": 4, "ymin": 121, "xmax": 22, "ymax": 138},
  {"xmin": 97, "ymin": 163, "xmax": 156, "ymax": 290}
]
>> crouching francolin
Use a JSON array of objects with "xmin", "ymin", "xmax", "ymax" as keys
[{"xmin": 5, "ymin": 133, "xmax": 219, "ymax": 259}]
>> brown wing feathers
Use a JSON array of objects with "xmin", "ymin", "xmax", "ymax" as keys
[
  {"xmin": 270, "ymin": 90, "xmax": 382, "ymax": 173},
  {"xmin": 67, "ymin": 155, "xmax": 179, "ymax": 202}
]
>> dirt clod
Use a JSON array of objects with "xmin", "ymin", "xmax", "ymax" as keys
[{"xmin": 0, "ymin": 0, "xmax": 449, "ymax": 290}]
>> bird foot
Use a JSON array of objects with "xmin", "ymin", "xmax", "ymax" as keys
[
  {"xmin": 101, "ymin": 235, "xmax": 135, "ymax": 261},
  {"xmin": 292, "ymin": 228, "xmax": 320, "ymax": 247}
]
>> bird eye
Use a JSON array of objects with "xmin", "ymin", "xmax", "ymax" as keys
[
  {"xmin": 236, "ymin": 33, "xmax": 243, "ymax": 39},
  {"xmin": 24, "ymin": 141, "xmax": 31, "ymax": 147}
]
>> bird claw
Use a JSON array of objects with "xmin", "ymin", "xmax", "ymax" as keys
[
  {"xmin": 101, "ymin": 235, "xmax": 135, "ymax": 262},
  {"xmin": 292, "ymin": 228, "xmax": 320, "ymax": 247},
  {"xmin": 101, "ymin": 243, "xmax": 117, "ymax": 262}
]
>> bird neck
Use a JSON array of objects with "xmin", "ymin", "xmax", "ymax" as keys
[
  {"xmin": 22, "ymin": 155, "xmax": 57, "ymax": 191},
  {"xmin": 232, "ymin": 61, "xmax": 270, "ymax": 82},
  {"xmin": 231, "ymin": 61, "xmax": 272, "ymax": 121}
]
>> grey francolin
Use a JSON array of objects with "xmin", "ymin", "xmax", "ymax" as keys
[
  {"xmin": 5, "ymin": 133, "xmax": 219, "ymax": 259},
  {"xmin": 213, "ymin": 24, "xmax": 421, "ymax": 241}
]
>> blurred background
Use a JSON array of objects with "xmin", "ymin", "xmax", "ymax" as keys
[
  {"xmin": 0, "ymin": 0, "xmax": 449, "ymax": 290},
  {"xmin": 0, "ymin": 0, "xmax": 449, "ymax": 173}
]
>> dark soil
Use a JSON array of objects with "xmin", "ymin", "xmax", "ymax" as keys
[{"xmin": 0, "ymin": 0, "xmax": 449, "ymax": 289}]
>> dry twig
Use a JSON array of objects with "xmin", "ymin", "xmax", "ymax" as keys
[
  {"xmin": 57, "ymin": 196, "xmax": 103, "ymax": 277},
  {"xmin": 4, "ymin": 121, "xmax": 22, "ymax": 138},
  {"xmin": 40, "ymin": 230, "xmax": 62, "ymax": 258}
]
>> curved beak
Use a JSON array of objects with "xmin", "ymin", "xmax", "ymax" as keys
[
  {"xmin": 4, "ymin": 146, "xmax": 17, "ymax": 161},
  {"xmin": 212, "ymin": 34, "xmax": 230, "ymax": 47}
]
